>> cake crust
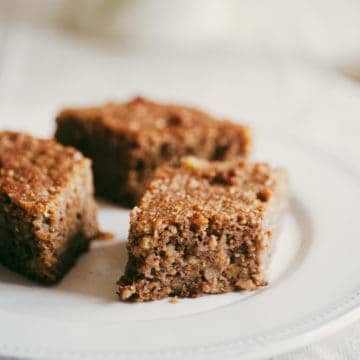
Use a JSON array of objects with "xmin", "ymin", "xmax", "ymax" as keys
[
  {"xmin": 118, "ymin": 157, "xmax": 288, "ymax": 301},
  {"xmin": 55, "ymin": 97, "xmax": 251, "ymax": 206},
  {"xmin": 0, "ymin": 131, "xmax": 99, "ymax": 284}
]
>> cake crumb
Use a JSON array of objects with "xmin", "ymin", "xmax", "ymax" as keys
[
  {"xmin": 169, "ymin": 296, "xmax": 179, "ymax": 304},
  {"xmin": 97, "ymin": 231, "xmax": 114, "ymax": 241}
]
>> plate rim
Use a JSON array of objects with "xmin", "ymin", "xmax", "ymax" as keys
[
  {"xmin": 1, "ymin": 287, "xmax": 360, "ymax": 360},
  {"xmin": 1, "ymin": 127, "xmax": 360, "ymax": 360}
]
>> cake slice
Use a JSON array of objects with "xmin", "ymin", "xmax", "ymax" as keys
[
  {"xmin": 0, "ymin": 131, "xmax": 99, "ymax": 284},
  {"xmin": 118, "ymin": 157, "xmax": 288, "ymax": 301},
  {"xmin": 55, "ymin": 97, "xmax": 251, "ymax": 207}
]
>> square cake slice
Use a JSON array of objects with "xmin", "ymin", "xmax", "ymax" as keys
[
  {"xmin": 55, "ymin": 97, "xmax": 251, "ymax": 207},
  {"xmin": 118, "ymin": 157, "xmax": 289, "ymax": 301},
  {"xmin": 0, "ymin": 132, "xmax": 99, "ymax": 284}
]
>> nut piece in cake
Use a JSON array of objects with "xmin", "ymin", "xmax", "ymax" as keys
[
  {"xmin": 118, "ymin": 157, "xmax": 289, "ymax": 301},
  {"xmin": 0, "ymin": 132, "xmax": 99, "ymax": 284},
  {"xmin": 55, "ymin": 97, "xmax": 251, "ymax": 207}
]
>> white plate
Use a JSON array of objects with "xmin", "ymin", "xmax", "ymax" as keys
[{"xmin": 0, "ymin": 127, "xmax": 359, "ymax": 360}]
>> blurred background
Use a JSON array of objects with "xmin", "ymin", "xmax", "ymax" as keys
[
  {"xmin": 0, "ymin": 1, "xmax": 359, "ymax": 163},
  {"xmin": 0, "ymin": 0, "xmax": 359, "ymax": 156},
  {"xmin": 0, "ymin": 1, "xmax": 360, "ymax": 358},
  {"xmin": 0, "ymin": 1, "xmax": 360, "ymax": 149}
]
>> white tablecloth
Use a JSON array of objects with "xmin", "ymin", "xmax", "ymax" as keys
[{"xmin": 1, "ymin": 1, "xmax": 360, "ymax": 359}]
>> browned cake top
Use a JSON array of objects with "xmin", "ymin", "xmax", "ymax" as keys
[
  {"xmin": 0, "ymin": 131, "xmax": 87, "ymax": 214},
  {"xmin": 57, "ymin": 96, "xmax": 250, "ymax": 143},
  {"xmin": 131, "ymin": 157, "xmax": 284, "ymax": 230}
]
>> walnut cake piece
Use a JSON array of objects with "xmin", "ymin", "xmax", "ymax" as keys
[
  {"xmin": 55, "ymin": 97, "xmax": 251, "ymax": 207},
  {"xmin": 118, "ymin": 157, "xmax": 288, "ymax": 301},
  {"xmin": 0, "ymin": 132, "xmax": 99, "ymax": 284}
]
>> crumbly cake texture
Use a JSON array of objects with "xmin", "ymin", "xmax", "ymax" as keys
[
  {"xmin": 118, "ymin": 157, "xmax": 289, "ymax": 302},
  {"xmin": 0, "ymin": 132, "xmax": 99, "ymax": 284},
  {"xmin": 55, "ymin": 97, "xmax": 251, "ymax": 207}
]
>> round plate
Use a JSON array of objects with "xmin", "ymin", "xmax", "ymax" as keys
[{"xmin": 0, "ymin": 127, "xmax": 359, "ymax": 360}]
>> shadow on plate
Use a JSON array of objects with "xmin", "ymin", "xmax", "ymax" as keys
[
  {"xmin": 96, "ymin": 198, "xmax": 129, "ymax": 211},
  {"xmin": 0, "ymin": 239, "xmax": 128, "ymax": 303},
  {"xmin": 56, "ymin": 240, "xmax": 128, "ymax": 302},
  {"xmin": 285, "ymin": 196, "xmax": 313, "ymax": 274}
]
